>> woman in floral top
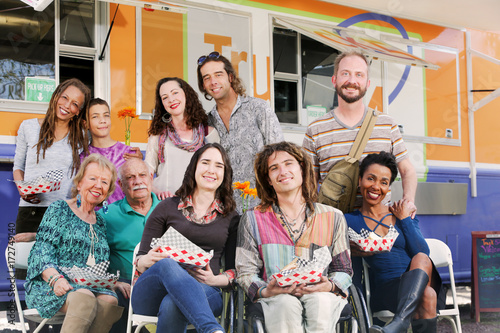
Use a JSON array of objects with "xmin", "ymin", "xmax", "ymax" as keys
[{"xmin": 133, "ymin": 143, "xmax": 238, "ymax": 333}]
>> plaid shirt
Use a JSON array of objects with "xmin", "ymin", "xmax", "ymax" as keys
[{"xmin": 178, "ymin": 196, "xmax": 224, "ymax": 224}]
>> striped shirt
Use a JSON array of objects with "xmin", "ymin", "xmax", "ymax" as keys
[
  {"xmin": 303, "ymin": 108, "xmax": 408, "ymax": 184},
  {"xmin": 236, "ymin": 203, "xmax": 352, "ymax": 302}
]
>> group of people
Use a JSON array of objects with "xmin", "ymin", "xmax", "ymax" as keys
[{"xmin": 11, "ymin": 50, "xmax": 443, "ymax": 333}]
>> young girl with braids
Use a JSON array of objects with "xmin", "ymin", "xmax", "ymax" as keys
[{"xmin": 13, "ymin": 78, "xmax": 91, "ymax": 243}]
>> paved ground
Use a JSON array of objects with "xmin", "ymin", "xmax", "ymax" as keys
[
  {"xmin": 1, "ymin": 285, "xmax": 499, "ymax": 332},
  {"xmin": 435, "ymin": 285, "xmax": 500, "ymax": 333}
]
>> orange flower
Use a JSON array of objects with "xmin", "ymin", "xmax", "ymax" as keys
[
  {"xmin": 233, "ymin": 180, "xmax": 256, "ymax": 212},
  {"xmin": 243, "ymin": 187, "xmax": 257, "ymax": 199},
  {"xmin": 117, "ymin": 107, "xmax": 139, "ymax": 146},
  {"xmin": 233, "ymin": 181, "xmax": 250, "ymax": 191},
  {"xmin": 117, "ymin": 107, "xmax": 139, "ymax": 119}
]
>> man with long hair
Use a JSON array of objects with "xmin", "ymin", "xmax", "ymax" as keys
[
  {"xmin": 197, "ymin": 52, "xmax": 284, "ymax": 213},
  {"xmin": 236, "ymin": 141, "xmax": 352, "ymax": 332}
]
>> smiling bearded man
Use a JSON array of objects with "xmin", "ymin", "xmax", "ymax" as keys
[{"xmin": 303, "ymin": 50, "xmax": 417, "ymax": 214}]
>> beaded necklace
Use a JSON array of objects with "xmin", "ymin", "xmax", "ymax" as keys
[
  {"xmin": 277, "ymin": 205, "xmax": 307, "ymax": 243},
  {"xmin": 280, "ymin": 203, "xmax": 306, "ymax": 227}
]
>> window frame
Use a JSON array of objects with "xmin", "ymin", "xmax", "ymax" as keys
[
  {"xmin": 0, "ymin": 0, "xmax": 102, "ymax": 114},
  {"xmin": 270, "ymin": 15, "xmax": 461, "ymax": 146},
  {"xmin": 271, "ymin": 25, "xmax": 304, "ymax": 128},
  {"xmin": 271, "ymin": 23, "xmax": 338, "ymax": 129}
]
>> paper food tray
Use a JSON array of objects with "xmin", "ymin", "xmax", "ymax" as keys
[
  {"xmin": 348, "ymin": 226, "xmax": 399, "ymax": 253},
  {"xmin": 14, "ymin": 169, "xmax": 64, "ymax": 195},
  {"xmin": 151, "ymin": 227, "xmax": 213, "ymax": 269},
  {"xmin": 271, "ymin": 246, "xmax": 331, "ymax": 287},
  {"xmin": 60, "ymin": 261, "xmax": 119, "ymax": 289}
]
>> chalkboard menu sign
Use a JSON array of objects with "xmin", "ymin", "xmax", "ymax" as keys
[{"xmin": 471, "ymin": 231, "xmax": 500, "ymax": 322}]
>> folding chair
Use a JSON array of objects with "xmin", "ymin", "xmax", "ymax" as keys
[
  {"xmin": 126, "ymin": 243, "xmax": 157, "ymax": 333},
  {"xmin": 236, "ymin": 283, "xmax": 369, "ymax": 333},
  {"xmin": 126, "ymin": 243, "xmax": 235, "ymax": 333},
  {"xmin": 363, "ymin": 238, "xmax": 462, "ymax": 333},
  {"xmin": 5, "ymin": 241, "xmax": 65, "ymax": 333},
  {"xmin": 426, "ymin": 238, "xmax": 462, "ymax": 333}
]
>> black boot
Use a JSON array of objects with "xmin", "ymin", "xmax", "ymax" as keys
[
  {"xmin": 411, "ymin": 317, "xmax": 437, "ymax": 333},
  {"xmin": 369, "ymin": 269, "xmax": 429, "ymax": 333}
]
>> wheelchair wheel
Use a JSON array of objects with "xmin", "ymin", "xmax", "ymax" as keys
[{"xmin": 348, "ymin": 285, "xmax": 370, "ymax": 333}]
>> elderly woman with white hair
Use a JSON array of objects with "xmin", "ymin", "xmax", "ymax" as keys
[{"xmin": 25, "ymin": 154, "xmax": 123, "ymax": 333}]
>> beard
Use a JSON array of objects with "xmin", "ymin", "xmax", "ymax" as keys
[{"xmin": 336, "ymin": 82, "xmax": 367, "ymax": 104}]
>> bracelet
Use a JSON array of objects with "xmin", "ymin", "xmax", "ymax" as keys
[
  {"xmin": 50, "ymin": 275, "xmax": 61, "ymax": 288},
  {"xmin": 329, "ymin": 280, "xmax": 335, "ymax": 293},
  {"xmin": 48, "ymin": 274, "xmax": 58, "ymax": 287},
  {"xmin": 258, "ymin": 286, "xmax": 266, "ymax": 299},
  {"xmin": 49, "ymin": 275, "xmax": 64, "ymax": 289}
]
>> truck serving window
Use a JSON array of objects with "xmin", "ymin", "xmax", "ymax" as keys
[
  {"xmin": 273, "ymin": 27, "xmax": 339, "ymax": 125},
  {"xmin": 0, "ymin": 0, "xmax": 95, "ymax": 107},
  {"xmin": 0, "ymin": 1, "xmax": 56, "ymax": 101}
]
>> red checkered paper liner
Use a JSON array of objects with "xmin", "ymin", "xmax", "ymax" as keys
[
  {"xmin": 60, "ymin": 261, "xmax": 119, "ymax": 289},
  {"xmin": 348, "ymin": 226, "xmax": 399, "ymax": 253},
  {"xmin": 271, "ymin": 246, "xmax": 331, "ymax": 287},
  {"xmin": 13, "ymin": 169, "xmax": 64, "ymax": 195},
  {"xmin": 151, "ymin": 227, "xmax": 214, "ymax": 269}
]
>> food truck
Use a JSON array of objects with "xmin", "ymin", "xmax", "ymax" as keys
[{"xmin": 1, "ymin": 0, "xmax": 499, "ymax": 299}]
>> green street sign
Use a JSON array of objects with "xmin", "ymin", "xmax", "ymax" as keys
[{"xmin": 25, "ymin": 77, "xmax": 56, "ymax": 102}]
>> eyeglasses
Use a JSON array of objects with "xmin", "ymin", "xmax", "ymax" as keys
[{"xmin": 197, "ymin": 51, "xmax": 221, "ymax": 66}]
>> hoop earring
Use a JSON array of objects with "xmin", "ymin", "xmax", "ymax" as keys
[
  {"xmin": 162, "ymin": 113, "xmax": 172, "ymax": 123},
  {"xmin": 102, "ymin": 200, "xmax": 109, "ymax": 214},
  {"xmin": 76, "ymin": 194, "xmax": 82, "ymax": 208}
]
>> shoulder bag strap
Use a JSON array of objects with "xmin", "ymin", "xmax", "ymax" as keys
[{"xmin": 345, "ymin": 108, "xmax": 378, "ymax": 163}]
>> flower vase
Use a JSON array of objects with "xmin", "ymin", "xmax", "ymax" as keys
[{"xmin": 125, "ymin": 130, "xmax": 131, "ymax": 146}]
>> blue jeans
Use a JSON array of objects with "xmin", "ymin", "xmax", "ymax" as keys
[{"xmin": 132, "ymin": 258, "xmax": 223, "ymax": 333}]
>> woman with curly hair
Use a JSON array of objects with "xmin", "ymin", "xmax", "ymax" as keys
[
  {"xmin": 13, "ymin": 78, "xmax": 90, "ymax": 242},
  {"xmin": 133, "ymin": 143, "xmax": 238, "ymax": 333},
  {"xmin": 145, "ymin": 77, "xmax": 219, "ymax": 199}
]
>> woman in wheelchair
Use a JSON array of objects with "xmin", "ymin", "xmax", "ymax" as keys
[
  {"xmin": 132, "ymin": 143, "xmax": 238, "ymax": 333},
  {"xmin": 346, "ymin": 152, "xmax": 443, "ymax": 333}
]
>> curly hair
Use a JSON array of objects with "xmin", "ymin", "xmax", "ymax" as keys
[
  {"xmin": 254, "ymin": 141, "xmax": 317, "ymax": 212},
  {"xmin": 197, "ymin": 54, "xmax": 246, "ymax": 101},
  {"xmin": 35, "ymin": 78, "xmax": 90, "ymax": 175},
  {"xmin": 71, "ymin": 153, "xmax": 118, "ymax": 201},
  {"xmin": 359, "ymin": 151, "xmax": 399, "ymax": 185},
  {"xmin": 148, "ymin": 77, "xmax": 208, "ymax": 136},
  {"xmin": 175, "ymin": 143, "xmax": 236, "ymax": 215}
]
